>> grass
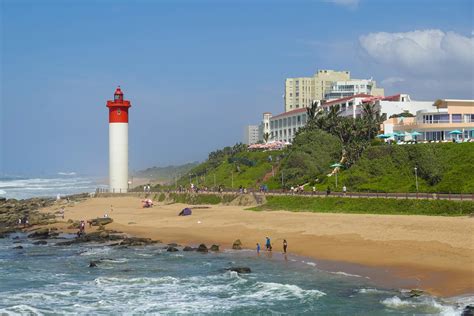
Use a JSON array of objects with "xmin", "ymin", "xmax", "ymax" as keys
[
  {"xmin": 168, "ymin": 193, "xmax": 238, "ymax": 205},
  {"xmin": 250, "ymin": 195, "xmax": 474, "ymax": 216}
]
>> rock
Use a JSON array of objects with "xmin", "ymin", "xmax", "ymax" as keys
[
  {"xmin": 232, "ymin": 239, "xmax": 242, "ymax": 250},
  {"xmin": 90, "ymin": 218, "xmax": 113, "ymax": 226},
  {"xmin": 99, "ymin": 232, "xmax": 109, "ymax": 239},
  {"xmin": 462, "ymin": 305, "xmax": 474, "ymax": 316},
  {"xmin": 13, "ymin": 245, "xmax": 23, "ymax": 249},
  {"xmin": 183, "ymin": 246, "xmax": 195, "ymax": 251},
  {"xmin": 228, "ymin": 267, "xmax": 251, "ymax": 274},
  {"xmin": 27, "ymin": 228, "xmax": 58, "ymax": 239},
  {"xmin": 196, "ymin": 244, "xmax": 208, "ymax": 253},
  {"xmin": 167, "ymin": 247, "xmax": 179, "ymax": 252},
  {"xmin": 89, "ymin": 261, "xmax": 98, "ymax": 268},
  {"xmin": 33, "ymin": 240, "xmax": 47, "ymax": 245},
  {"xmin": 407, "ymin": 289, "xmax": 424, "ymax": 298},
  {"xmin": 210, "ymin": 244, "xmax": 219, "ymax": 251},
  {"xmin": 119, "ymin": 237, "xmax": 157, "ymax": 247},
  {"xmin": 167, "ymin": 243, "xmax": 179, "ymax": 247}
]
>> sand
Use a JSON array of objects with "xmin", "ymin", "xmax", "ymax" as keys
[{"xmin": 46, "ymin": 196, "xmax": 474, "ymax": 297}]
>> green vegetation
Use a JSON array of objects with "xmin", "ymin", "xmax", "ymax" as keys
[
  {"xmin": 329, "ymin": 142, "xmax": 474, "ymax": 193},
  {"xmin": 157, "ymin": 193, "xmax": 166, "ymax": 202},
  {"xmin": 134, "ymin": 162, "xmax": 199, "ymax": 183},
  {"xmin": 168, "ymin": 193, "xmax": 237, "ymax": 205},
  {"xmin": 251, "ymin": 196, "xmax": 474, "ymax": 216}
]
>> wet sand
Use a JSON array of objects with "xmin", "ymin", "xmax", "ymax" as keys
[{"xmin": 44, "ymin": 196, "xmax": 474, "ymax": 297}]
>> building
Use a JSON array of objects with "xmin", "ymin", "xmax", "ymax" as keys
[
  {"xmin": 320, "ymin": 93, "xmax": 433, "ymax": 120},
  {"xmin": 383, "ymin": 99, "xmax": 474, "ymax": 141},
  {"xmin": 325, "ymin": 79, "xmax": 384, "ymax": 100},
  {"xmin": 284, "ymin": 69, "xmax": 385, "ymax": 112},
  {"xmin": 243, "ymin": 125, "xmax": 260, "ymax": 145},
  {"xmin": 260, "ymin": 109, "xmax": 308, "ymax": 143}
]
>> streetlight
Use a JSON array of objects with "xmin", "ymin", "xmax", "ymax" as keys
[
  {"xmin": 330, "ymin": 163, "xmax": 343, "ymax": 188},
  {"xmin": 414, "ymin": 167, "xmax": 419, "ymax": 192},
  {"xmin": 231, "ymin": 171, "xmax": 234, "ymax": 188}
]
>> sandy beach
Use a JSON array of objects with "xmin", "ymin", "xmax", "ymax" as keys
[{"xmin": 44, "ymin": 195, "xmax": 474, "ymax": 297}]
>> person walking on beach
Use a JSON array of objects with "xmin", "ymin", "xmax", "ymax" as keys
[
  {"xmin": 265, "ymin": 237, "xmax": 272, "ymax": 251},
  {"xmin": 256, "ymin": 243, "xmax": 261, "ymax": 254},
  {"xmin": 283, "ymin": 239, "xmax": 288, "ymax": 253}
]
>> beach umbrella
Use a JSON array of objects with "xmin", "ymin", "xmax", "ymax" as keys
[
  {"xmin": 448, "ymin": 130, "xmax": 462, "ymax": 135},
  {"xmin": 393, "ymin": 132, "xmax": 405, "ymax": 137},
  {"xmin": 411, "ymin": 131, "xmax": 422, "ymax": 136},
  {"xmin": 376, "ymin": 134, "xmax": 390, "ymax": 139},
  {"xmin": 330, "ymin": 163, "xmax": 343, "ymax": 188}
]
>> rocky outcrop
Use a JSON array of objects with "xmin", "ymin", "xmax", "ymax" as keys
[
  {"xmin": 33, "ymin": 240, "xmax": 47, "ymax": 245},
  {"xmin": 183, "ymin": 246, "xmax": 195, "ymax": 251},
  {"xmin": 0, "ymin": 197, "xmax": 57, "ymax": 228},
  {"xmin": 232, "ymin": 239, "xmax": 242, "ymax": 250},
  {"xmin": 89, "ymin": 218, "xmax": 113, "ymax": 226},
  {"xmin": 89, "ymin": 261, "xmax": 98, "ymax": 268},
  {"xmin": 13, "ymin": 245, "xmax": 23, "ymax": 249},
  {"xmin": 196, "ymin": 244, "xmax": 208, "ymax": 253},
  {"xmin": 28, "ymin": 228, "xmax": 59, "ymax": 239},
  {"xmin": 228, "ymin": 267, "xmax": 251, "ymax": 274},
  {"xmin": 210, "ymin": 244, "xmax": 219, "ymax": 251},
  {"xmin": 167, "ymin": 246, "xmax": 179, "ymax": 252},
  {"xmin": 462, "ymin": 305, "xmax": 474, "ymax": 316}
]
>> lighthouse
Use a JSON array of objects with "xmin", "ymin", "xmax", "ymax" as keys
[{"xmin": 106, "ymin": 86, "xmax": 131, "ymax": 193}]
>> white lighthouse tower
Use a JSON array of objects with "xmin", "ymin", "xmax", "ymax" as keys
[{"xmin": 106, "ymin": 86, "xmax": 131, "ymax": 193}]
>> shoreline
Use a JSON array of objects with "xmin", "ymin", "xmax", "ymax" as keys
[{"xmin": 37, "ymin": 195, "xmax": 474, "ymax": 298}]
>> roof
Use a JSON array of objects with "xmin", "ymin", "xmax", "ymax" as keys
[
  {"xmin": 270, "ymin": 107, "xmax": 307, "ymax": 120},
  {"xmin": 322, "ymin": 93, "xmax": 372, "ymax": 107},
  {"xmin": 114, "ymin": 86, "xmax": 123, "ymax": 95}
]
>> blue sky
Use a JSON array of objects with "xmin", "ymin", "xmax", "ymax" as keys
[{"xmin": 1, "ymin": 0, "xmax": 473, "ymax": 176}]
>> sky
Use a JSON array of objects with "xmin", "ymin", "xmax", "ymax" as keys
[{"xmin": 1, "ymin": 0, "xmax": 473, "ymax": 176}]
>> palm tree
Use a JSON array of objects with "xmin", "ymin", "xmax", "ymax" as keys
[{"xmin": 263, "ymin": 132, "xmax": 270, "ymax": 143}]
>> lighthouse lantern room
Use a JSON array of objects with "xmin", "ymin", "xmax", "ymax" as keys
[{"xmin": 106, "ymin": 86, "xmax": 131, "ymax": 193}]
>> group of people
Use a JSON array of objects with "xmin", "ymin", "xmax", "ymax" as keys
[
  {"xmin": 18, "ymin": 216, "xmax": 29, "ymax": 228},
  {"xmin": 256, "ymin": 237, "xmax": 288, "ymax": 254},
  {"xmin": 143, "ymin": 185, "xmax": 152, "ymax": 193},
  {"xmin": 238, "ymin": 185, "xmax": 248, "ymax": 194}
]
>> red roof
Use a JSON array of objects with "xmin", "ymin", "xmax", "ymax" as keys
[
  {"xmin": 270, "ymin": 107, "xmax": 307, "ymax": 120},
  {"xmin": 322, "ymin": 93, "xmax": 372, "ymax": 107},
  {"xmin": 382, "ymin": 94, "xmax": 401, "ymax": 101},
  {"xmin": 114, "ymin": 86, "xmax": 123, "ymax": 95}
]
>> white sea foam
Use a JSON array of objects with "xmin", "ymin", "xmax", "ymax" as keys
[
  {"xmin": 330, "ymin": 271, "xmax": 363, "ymax": 278},
  {"xmin": 0, "ymin": 190, "xmax": 6, "ymax": 195},
  {"xmin": 303, "ymin": 261, "xmax": 317, "ymax": 267},
  {"xmin": 381, "ymin": 296, "xmax": 465, "ymax": 315}
]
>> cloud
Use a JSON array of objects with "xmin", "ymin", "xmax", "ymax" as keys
[
  {"xmin": 358, "ymin": 29, "xmax": 474, "ymax": 99},
  {"xmin": 325, "ymin": 0, "xmax": 360, "ymax": 9}
]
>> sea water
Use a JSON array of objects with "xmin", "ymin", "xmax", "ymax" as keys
[
  {"xmin": 0, "ymin": 175, "xmax": 105, "ymax": 200},
  {"xmin": 0, "ymin": 235, "xmax": 471, "ymax": 315}
]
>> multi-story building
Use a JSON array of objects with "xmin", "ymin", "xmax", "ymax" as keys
[
  {"xmin": 383, "ymin": 99, "xmax": 474, "ymax": 141},
  {"xmin": 243, "ymin": 125, "xmax": 260, "ymax": 145},
  {"xmin": 284, "ymin": 70, "xmax": 385, "ymax": 112},
  {"xmin": 259, "ymin": 109, "xmax": 309, "ymax": 143},
  {"xmin": 325, "ymin": 79, "xmax": 384, "ymax": 100}
]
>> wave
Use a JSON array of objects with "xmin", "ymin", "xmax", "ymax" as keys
[
  {"xmin": 381, "ymin": 296, "xmax": 466, "ymax": 315},
  {"xmin": 330, "ymin": 271, "xmax": 363, "ymax": 278},
  {"xmin": 0, "ymin": 190, "xmax": 5, "ymax": 195},
  {"xmin": 57, "ymin": 172, "xmax": 77, "ymax": 176}
]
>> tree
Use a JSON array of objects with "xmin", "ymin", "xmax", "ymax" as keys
[{"xmin": 263, "ymin": 132, "xmax": 270, "ymax": 143}]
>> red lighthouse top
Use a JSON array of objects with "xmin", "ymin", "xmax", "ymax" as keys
[{"xmin": 106, "ymin": 86, "xmax": 131, "ymax": 123}]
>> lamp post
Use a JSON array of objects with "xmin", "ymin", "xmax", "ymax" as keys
[
  {"xmin": 414, "ymin": 167, "xmax": 419, "ymax": 192},
  {"xmin": 281, "ymin": 170, "xmax": 284, "ymax": 188},
  {"xmin": 231, "ymin": 171, "xmax": 234, "ymax": 189}
]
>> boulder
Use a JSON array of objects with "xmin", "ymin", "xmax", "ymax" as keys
[
  {"xmin": 167, "ymin": 247, "xmax": 179, "ymax": 252},
  {"xmin": 167, "ymin": 243, "xmax": 179, "ymax": 247},
  {"xmin": 407, "ymin": 289, "xmax": 424, "ymax": 298},
  {"xmin": 119, "ymin": 237, "xmax": 157, "ymax": 247},
  {"xmin": 27, "ymin": 228, "xmax": 58, "ymax": 239},
  {"xmin": 89, "ymin": 261, "xmax": 98, "ymax": 268},
  {"xmin": 232, "ymin": 239, "xmax": 242, "ymax": 250},
  {"xmin": 90, "ymin": 218, "xmax": 113, "ymax": 226},
  {"xmin": 33, "ymin": 240, "xmax": 47, "ymax": 245},
  {"xmin": 228, "ymin": 267, "xmax": 251, "ymax": 274},
  {"xmin": 196, "ymin": 244, "xmax": 208, "ymax": 253},
  {"xmin": 13, "ymin": 245, "xmax": 23, "ymax": 249},
  {"xmin": 462, "ymin": 305, "xmax": 474, "ymax": 316},
  {"xmin": 183, "ymin": 246, "xmax": 195, "ymax": 251},
  {"xmin": 210, "ymin": 244, "xmax": 219, "ymax": 252}
]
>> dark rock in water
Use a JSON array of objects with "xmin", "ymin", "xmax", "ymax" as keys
[
  {"xmin": 90, "ymin": 218, "xmax": 113, "ymax": 226},
  {"xmin": 167, "ymin": 243, "xmax": 179, "ymax": 247},
  {"xmin": 232, "ymin": 239, "xmax": 242, "ymax": 250},
  {"xmin": 167, "ymin": 246, "xmax": 179, "ymax": 252},
  {"xmin": 407, "ymin": 289, "xmax": 424, "ymax": 298},
  {"xmin": 13, "ymin": 245, "xmax": 23, "ymax": 249},
  {"xmin": 13, "ymin": 236, "xmax": 19, "ymax": 240},
  {"xmin": 462, "ymin": 305, "xmax": 474, "ymax": 316},
  {"xmin": 120, "ymin": 269, "xmax": 133, "ymax": 273},
  {"xmin": 183, "ymin": 246, "xmax": 195, "ymax": 251},
  {"xmin": 210, "ymin": 244, "xmax": 219, "ymax": 252},
  {"xmin": 13, "ymin": 240, "xmax": 22, "ymax": 243},
  {"xmin": 228, "ymin": 267, "xmax": 251, "ymax": 274},
  {"xmin": 27, "ymin": 228, "xmax": 59, "ymax": 239},
  {"xmin": 33, "ymin": 240, "xmax": 47, "ymax": 245},
  {"xmin": 119, "ymin": 237, "xmax": 157, "ymax": 247},
  {"xmin": 196, "ymin": 244, "xmax": 208, "ymax": 253},
  {"xmin": 89, "ymin": 261, "xmax": 98, "ymax": 268}
]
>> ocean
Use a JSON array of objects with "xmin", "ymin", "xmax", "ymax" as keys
[
  {"xmin": 0, "ymin": 234, "xmax": 471, "ymax": 315},
  {"xmin": 0, "ymin": 177, "xmax": 472, "ymax": 315},
  {"xmin": 0, "ymin": 175, "xmax": 105, "ymax": 200}
]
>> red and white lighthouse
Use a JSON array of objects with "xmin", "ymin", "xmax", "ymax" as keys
[{"xmin": 106, "ymin": 86, "xmax": 131, "ymax": 193}]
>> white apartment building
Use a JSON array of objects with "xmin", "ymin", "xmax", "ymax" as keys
[
  {"xmin": 260, "ymin": 109, "xmax": 308, "ymax": 143},
  {"xmin": 321, "ymin": 93, "xmax": 433, "ymax": 120},
  {"xmin": 284, "ymin": 69, "xmax": 385, "ymax": 112},
  {"xmin": 325, "ymin": 79, "xmax": 384, "ymax": 100},
  {"xmin": 243, "ymin": 125, "xmax": 260, "ymax": 145}
]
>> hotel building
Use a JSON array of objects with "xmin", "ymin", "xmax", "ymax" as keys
[{"xmin": 243, "ymin": 125, "xmax": 260, "ymax": 145}]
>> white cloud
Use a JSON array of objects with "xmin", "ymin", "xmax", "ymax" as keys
[
  {"xmin": 325, "ymin": 0, "xmax": 360, "ymax": 9},
  {"xmin": 358, "ymin": 29, "xmax": 474, "ymax": 99}
]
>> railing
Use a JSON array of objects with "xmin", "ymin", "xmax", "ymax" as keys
[{"xmin": 95, "ymin": 188, "xmax": 474, "ymax": 201}]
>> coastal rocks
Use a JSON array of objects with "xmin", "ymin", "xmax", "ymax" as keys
[
  {"xmin": 13, "ymin": 245, "xmax": 23, "ymax": 249},
  {"xmin": 210, "ymin": 244, "xmax": 219, "ymax": 252},
  {"xmin": 27, "ymin": 228, "xmax": 59, "ymax": 239},
  {"xmin": 0, "ymin": 197, "xmax": 57, "ymax": 228},
  {"xmin": 89, "ymin": 261, "xmax": 98, "ymax": 268},
  {"xmin": 462, "ymin": 305, "xmax": 474, "ymax": 316},
  {"xmin": 167, "ymin": 247, "xmax": 179, "ymax": 252},
  {"xmin": 167, "ymin": 243, "xmax": 179, "ymax": 247},
  {"xmin": 196, "ymin": 244, "xmax": 208, "ymax": 253},
  {"xmin": 118, "ymin": 237, "xmax": 157, "ymax": 247},
  {"xmin": 405, "ymin": 289, "xmax": 424, "ymax": 298},
  {"xmin": 183, "ymin": 246, "xmax": 195, "ymax": 251},
  {"xmin": 228, "ymin": 267, "xmax": 251, "ymax": 274},
  {"xmin": 33, "ymin": 240, "xmax": 48, "ymax": 245},
  {"xmin": 232, "ymin": 239, "xmax": 242, "ymax": 250},
  {"xmin": 90, "ymin": 218, "xmax": 113, "ymax": 226}
]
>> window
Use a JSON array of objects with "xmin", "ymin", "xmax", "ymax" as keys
[
  {"xmin": 452, "ymin": 114, "xmax": 462, "ymax": 123},
  {"xmin": 297, "ymin": 116, "xmax": 301, "ymax": 124},
  {"xmin": 292, "ymin": 116, "xmax": 296, "ymax": 125}
]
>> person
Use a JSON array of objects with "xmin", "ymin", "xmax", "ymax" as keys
[
  {"xmin": 265, "ymin": 237, "xmax": 271, "ymax": 251},
  {"xmin": 143, "ymin": 185, "xmax": 146, "ymax": 193},
  {"xmin": 256, "ymin": 243, "xmax": 261, "ymax": 254},
  {"xmin": 18, "ymin": 218, "xmax": 22, "ymax": 226},
  {"xmin": 283, "ymin": 239, "xmax": 288, "ymax": 253},
  {"xmin": 60, "ymin": 207, "xmax": 65, "ymax": 219},
  {"xmin": 312, "ymin": 186, "xmax": 316, "ymax": 195},
  {"xmin": 326, "ymin": 186, "xmax": 331, "ymax": 196},
  {"xmin": 104, "ymin": 213, "xmax": 108, "ymax": 218},
  {"xmin": 342, "ymin": 185, "xmax": 347, "ymax": 195}
]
